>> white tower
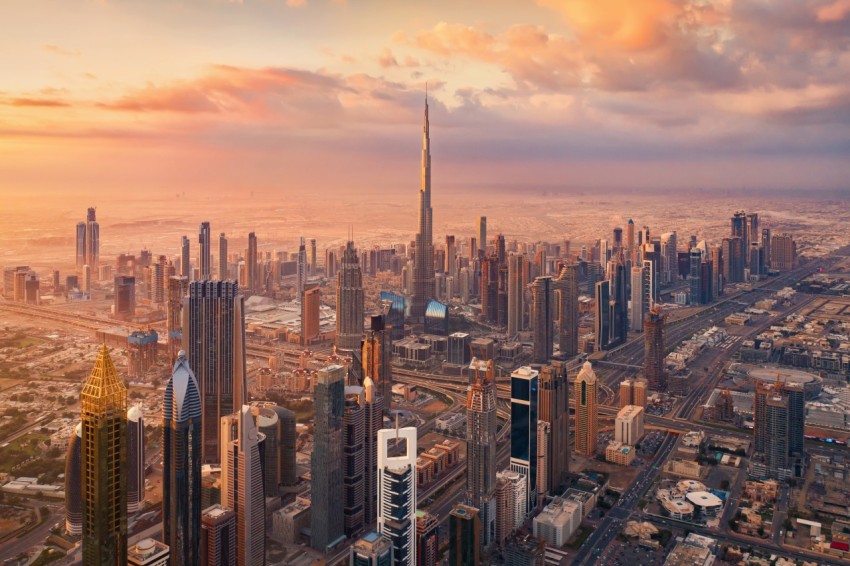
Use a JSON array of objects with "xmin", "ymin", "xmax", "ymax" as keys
[{"xmin": 377, "ymin": 426, "xmax": 417, "ymax": 566}]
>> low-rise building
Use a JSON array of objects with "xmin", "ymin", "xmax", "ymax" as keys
[
  {"xmin": 532, "ymin": 497, "xmax": 582, "ymax": 547},
  {"xmin": 605, "ymin": 441, "xmax": 636, "ymax": 466}
]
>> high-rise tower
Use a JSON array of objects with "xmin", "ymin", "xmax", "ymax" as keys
[
  {"xmin": 343, "ymin": 386, "xmax": 366, "ymax": 538},
  {"xmin": 410, "ymin": 95, "xmax": 435, "ymax": 323},
  {"xmin": 362, "ymin": 315, "xmax": 392, "ymax": 411},
  {"xmin": 127, "ymin": 405, "xmax": 145, "ymax": 514},
  {"xmin": 64, "ymin": 422, "xmax": 83, "ymax": 536},
  {"xmin": 377, "ymin": 427, "xmax": 417, "ymax": 566},
  {"xmin": 644, "ymin": 307, "xmax": 666, "ymax": 392},
  {"xmin": 556, "ymin": 264, "xmax": 579, "ymax": 358},
  {"xmin": 80, "ymin": 345, "xmax": 127, "ymax": 566},
  {"xmin": 247, "ymin": 232, "xmax": 258, "ymax": 293},
  {"xmin": 186, "ymin": 280, "xmax": 247, "ymax": 463},
  {"xmin": 362, "ymin": 376, "xmax": 385, "ymax": 525},
  {"xmin": 466, "ymin": 360, "xmax": 497, "ymax": 545},
  {"xmin": 311, "ymin": 365, "xmax": 346, "ymax": 553},
  {"xmin": 223, "ymin": 406, "xmax": 265, "ymax": 566},
  {"xmin": 510, "ymin": 366, "xmax": 539, "ymax": 516},
  {"xmin": 163, "ymin": 352, "xmax": 203, "ymax": 566},
  {"xmin": 531, "ymin": 277, "xmax": 553, "ymax": 364},
  {"xmin": 297, "ymin": 237, "xmax": 308, "ymax": 299},
  {"xmin": 76, "ymin": 222, "xmax": 87, "ymax": 271},
  {"xmin": 538, "ymin": 364, "xmax": 569, "ymax": 494},
  {"xmin": 336, "ymin": 240, "xmax": 364, "ymax": 351},
  {"xmin": 199, "ymin": 222, "xmax": 211, "ymax": 280},
  {"xmin": 86, "ymin": 207, "xmax": 99, "ymax": 275},
  {"xmin": 167, "ymin": 276, "xmax": 188, "ymax": 365},
  {"xmin": 181, "ymin": 236, "xmax": 191, "ymax": 279},
  {"xmin": 574, "ymin": 362, "xmax": 598, "ymax": 457},
  {"xmin": 219, "ymin": 233, "xmax": 228, "ymax": 280}
]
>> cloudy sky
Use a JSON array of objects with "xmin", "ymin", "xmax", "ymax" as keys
[{"xmin": 1, "ymin": 0, "xmax": 849, "ymax": 198}]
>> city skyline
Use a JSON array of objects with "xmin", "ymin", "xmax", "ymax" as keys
[{"xmin": 2, "ymin": 1, "xmax": 849, "ymax": 201}]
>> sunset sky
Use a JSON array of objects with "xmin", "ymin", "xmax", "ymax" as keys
[{"xmin": 1, "ymin": 0, "xmax": 849, "ymax": 198}]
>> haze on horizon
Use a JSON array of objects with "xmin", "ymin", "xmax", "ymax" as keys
[{"xmin": 1, "ymin": 0, "xmax": 849, "ymax": 201}]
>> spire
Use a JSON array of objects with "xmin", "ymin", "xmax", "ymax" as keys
[{"xmin": 81, "ymin": 344, "xmax": 126, "ymax": 409}]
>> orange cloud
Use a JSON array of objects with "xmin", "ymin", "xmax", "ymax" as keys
[
  {"xmin": 42, "ymin": 44, "xmax": 80, "ymax": 56},
  {"xmin": 4, "ymin": 97, "xmax": 69, "ymax": 107},
  {"xmin": 817, "ymin": 0, "xmax": 850, "ymax": 22}
]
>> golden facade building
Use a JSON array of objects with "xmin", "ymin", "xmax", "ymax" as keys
[
  {"xmin": 81, "ymin": 345, "xmax": 128, "ymax": 566},
  {"xmin": 574, "ymin": 362, "xmax": 598, "ymax": 457}
]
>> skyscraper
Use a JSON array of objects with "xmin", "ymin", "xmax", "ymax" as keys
[
  {"xmin": 80, "ymin": 345, "xmax": 127, "ymax": 566},
  {"xmin": 85, "ymin": 207, "xmax": 100, "ymax": 275},
  {"xmin": 630, "ymin": 266, "xmax": 645, "ymax": 333},
  {"xmin": 362, "ymin": 315, "xmax": 392, "ymax": 411},
  {"xmin": 594, "ymin": 279, "xmax": 610, "ymax": 351},
  {"xmin": 507, "ymin": 253, "xmax": 525, "ymax": 336},
  {"xmin": 311, "ymin": 365, "xmax": 346, "ymax": 553},
  {"xmin": 477, "ymin": 217, "xmax": 487, "ymax": 257},
  {"xmin": 166, "ymin": 276, "xmax": 188, "ymax": 364},
  {"xmin": 337, "ymin": 240, "xmax": 365, "ymax": 351},
  {"xmin": 753, "ymin": 381, "xmax": 805, "ymax": 480},
  {"xmin": 343, "ymin": 386, "xmax": 366, "ymax": 538},
  {"xmin": 250, "ymin": 401, "xmax": 297, "ymax": 493},
  {"xmin": 223, "ymin": 406, "xmax": 265, "ymax": 566},
  {"xmin": 200, "ymin": 505, "xmax": 237, "ymax": 566},
  {"xmin": 771, "ymin": 234, "xmax": 796, "ymax": 271},
  {"xmin": 76, "ymin": 221, "xmax": 87, "ymax": 271},
  {"xmin": 531, "ymin": 276, "xmax": 553, "ymax": 364},
  {"xmin": 449, "ymin": 505, "xmax": 480, "ymax": 566},
  {"xmin": 556, "ymin": 264, "xmax": 579, "ymax": 358},
  {"xmin": 377, "ymin": 427, "xmax": 417, "ymax": 566},
  {"xmin": 538, "ymin": 364, "xmax": 569, "ymax": 494},
  {"xmin": 219, "ymin": 233, "xmax": 228, "ymax": 280},
  {"xmin": 310, "ymin": 238, "xmax": 317, "ymax": 276},
  {"xmin": 199, "ymin": 222, "xmax": 211, "ymax": 280},
  {"xmin": 644, "ymin": 307, "xmax": 666, "ymax": 392},
  {"xmin": 297, "ymin": 237, "xmax": 308, "ymax": 298},
  {"xmin": 608, "ymin": 255, "xmax": 628, "ymax": 347},
  {"xmin": 362, "ymin": 376, "xmax": 385, "ymax": 525},
  {"xmin": 65, "ymin": 422, "xmax": 83, "ymax": 536},
  {"xmin": 416, "ymin": 510, "xmax": 439, "ymax": 566},
  {"xmin": 127, "ymin": 405, "xmax": 145, "ymax": 514},
  {"xmin": 186, "ymin": 280, "xmax": 247, "ymax": 463},
  {"xmin": 410, "ymin": 96, "xmax": 435, "ymax": 323},
  {"xmin": 181, "ymin": 236, "xmax": 191, "ymax": 279},
  {"xmin": 301, "ymin": 285, "xmax": 321, "ymax": 345},
  {"xmin": 510, "ymin": 366, "xmax": 539, "ymax": 515},
  {"xmin": 446, "ymin": 235, "xmax": 457, "ymax": 279},
  {"xmin": 466, "ymin": 359, "xmax": 497, "ymax": 546},
  {"xmin": 247, "ymin": 232, "xmax": 258, "ymax": 293},
  {"xmin": 114, "ymin": 275, "xmax": 136, "ymax": 321},
  {"xmin": 163, "ymin": 352, "xmax": 203, "ymax": 566},
  {"xmin": 574, "ymin": 362, "xmax": 598, "ymax": 457}
]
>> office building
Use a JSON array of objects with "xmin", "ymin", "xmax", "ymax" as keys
[
  {"xmin": 251, "ymin": 401, "xmax": 297, "ymax": 492},
  {"xmin": 222, "ymin": 406, "xmax": 264, "ymax": 566},
  {"xmin": 201, "ymin": 504, "xmax": 237, "ymax": 566},
  {"xmin": 163, "ymin": 352, "xmax": 203, "ymax": 566},
  {"xmin": 344, "ymin": 386, "xmax": 366, "ymax": 538},
  {"xmin": 447, "ymin": 332, "xmax": 472, "ymax": 366},
  {"xmin": 660, "ymin": 232, "xmax": 677, "ymax": 284},
  {"xmin": 80, "ymin": 345, "xmax": 127, "ymax": 566},
  {"xmin": 478, "ymin": 217, "xmax": 487, "ymax": 257},
  {"xmin": 297, "ymin": 237, "xmax": 308, "ymax": 298},
  {"xmin": 556, "ymin": 264, "xmax": 579, "ymax": 358},
  {"xmin": 771, "ymin": 234, "xmax": 796, "ymax": 271},
  {"xmin": 76, "ymin": 221, "xmax": 87, "ymax": 271},
  {"xmin": 337, "ymin": 240, "xmax": 365, "ymax": 351},
  {"xmin": 114, "ymin": 275, "xmax": 136, "ymax": 321},
  {"xmin": 619, "ymin": 378, "xmax": 648, "ymax": 408},
  {"xmin": 127, "ymin": 405, "xmax": 145, "ymax": 514},
  {"xmin": 199, "ymin": 222, "xmax": 211, "ymax": 280},
  {"xmin": 301, "ymin": 285, "xmax": 321, "ymax": 344},
  {"xmin": 247, "ymin": 232, "xmax": 258, "ymax": 293},
  {"xmin": 531, "ymin": 277, "xmax": 553, "ymax": 364},
  {"xmin": 186, "ymin": 280, "xmax": 247, "ymax": 463},
  {"xmin": 127, "ymin": 539, "xmax": 170, "ymax": 566},
  {"xmin": 65, "ymin": 422, "xmax": 83, "ymax": 536},
  {"xmin": 81, "ymin": 207, "xmax": 100, "ymax": 275},
  {"xmin": 350, "ymin": 531, "xmax": 393, "ymax": 566},
  {"xmin": 574, "ymin": 362, "xmax": 598, "ymax": 457},
  {"xmin": 166, "ymin": 276, "xmax": 188, "ymax": 364},
  {"xmin": 466, "ymin": 359, "xmax": 497, "ymax": 545},
  {"xmin": 378, "ymin": 427, "xmax": 417, "ymax": 566},
  {"xmin": 507, "ymin": 253, "xmax": 525, "ymax": 335},
  {"xmin": 630, "ymin": 266, "xmax": 644, "ymax": 333},
  {"xmin": 410, "ymin": 97, "xmax": 436, "ymax": 323},
  {"xmin": 615, "ymin": 405, "xmax": 644, "ymax": 446},
  {"xmin": 312, "ymin": 365, "xmax": 346, "ymax": 553},
  {"xmin": 416, "ymin": 510, "xmax": 439, "ymax": 566},
  {"xmin": 362, "ymin": 315, "xmax": 392, "ymax": 409},
  {"xmin": 607, "ymin": 256, "xmax": 628, "ymax": 347},
  {"xmin": 753, "ymin": 382, "xmax": 805, "ymax": 480},
  {"xmin": 644, "ymin": 306, "xmax": 666, "ymax": 391},
  {"xmin": 449, "ymin": 504, "xmax": 480, "ymax": 566},
  {"xmin": 510, "ymin": 366, "xmax": 539, "ymax": 515},
  {"xmin": 363, "ymin": 376, "xmax": 385, "ymax": 525},
  {"xmin": 594, "ymin": 279, "xmax": 610, "ymax": 351},
  {"xmin": 446, "ymin": 235, "xmax": 457, "ymax": 279},
  {"xmin": 219, "ymin": 233, "xmax": 228, "ymax": 280},
  {"xmin": 538, "ymin": 364, "xmax": 569, "ymax": 494},
  {"xmin": 181, "ymin": 236, "xmax": 191, "ymax": 279}
]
